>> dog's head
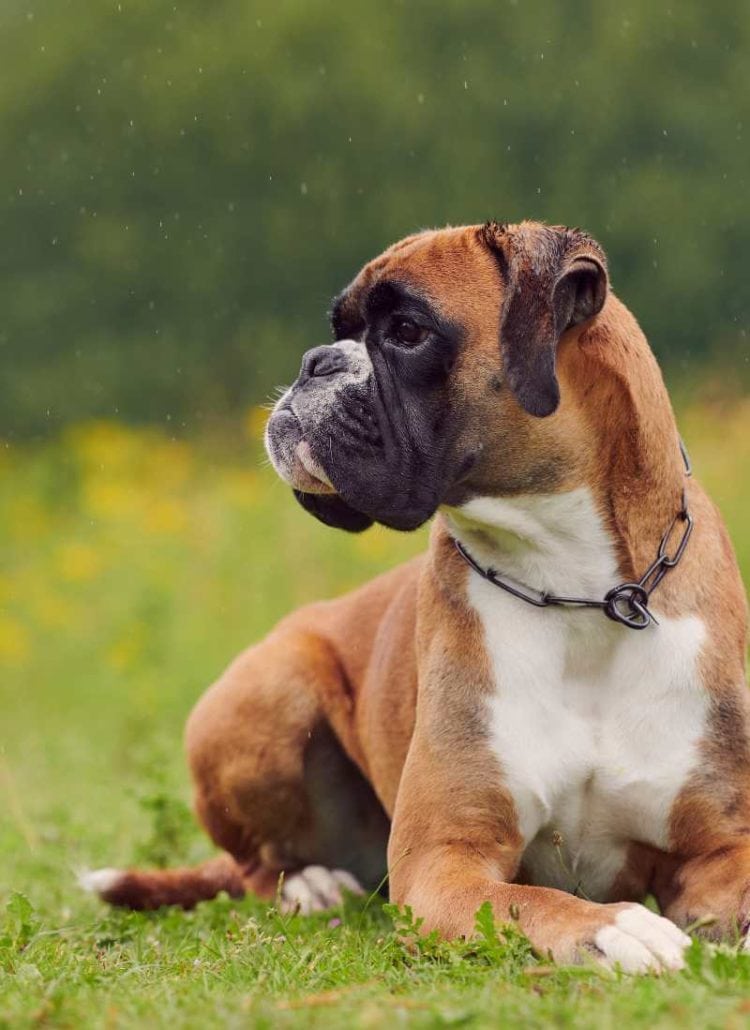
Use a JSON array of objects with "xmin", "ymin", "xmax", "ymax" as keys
[{"xmin": 265, "ymin": 221, "xmax": 608, "ymax": 532}]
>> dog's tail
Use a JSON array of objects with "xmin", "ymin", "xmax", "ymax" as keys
[{"xmin": 78, "ymin": 854, "xmax": 248, "ymax": 911}]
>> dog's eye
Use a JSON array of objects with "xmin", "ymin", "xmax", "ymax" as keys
[{"xmin": 393, "ymin": 319, "xmax": 429, "ymax": 346}]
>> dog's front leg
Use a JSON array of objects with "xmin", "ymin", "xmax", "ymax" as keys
[
  {"xmin": 657, "ymin": 842, "xmax": 750, "ymax": 946},
  {"xmin": 387, "ymin": 731, "xmax": 689, "ymax": 972}
]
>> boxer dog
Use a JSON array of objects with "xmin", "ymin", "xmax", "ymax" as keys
[{"xmin": 83, "ymin": 222, "xmax": 750, "ymax": 974}]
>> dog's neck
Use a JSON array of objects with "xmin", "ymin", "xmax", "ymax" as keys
[
  {"xmin": 442, "ymin": 300, "xmax": 687, "ymax": 599},
  {"xmin": 442, "ymin": 489, "xmax": 621, "ymax": 599}
]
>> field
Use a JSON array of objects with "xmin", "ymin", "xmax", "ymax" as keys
[{"xmin": 2, "ymin": 399, "xmax": 750, "ymax": 1028}]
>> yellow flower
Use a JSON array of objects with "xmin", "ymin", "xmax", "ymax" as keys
[
  {"xmin": 65, "ymin": 420, "xmax": 141, "ymax": 471},
  {"xmin": 56, "ymin": 542, "xmax": 102, "ymax": 582},
  {"xmin": 143, "ymin": 498, "xmax": 187, "ymax": 535},
  {"xmin": 83, "ymin": 479, "xmax": 137, "ymax": 521},
  {"xmin": 0, "ymin": 615, "xmax": 30, "ymax": 665}
]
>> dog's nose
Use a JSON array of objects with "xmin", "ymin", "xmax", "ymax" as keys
[{"xmin": 299, "ymin": 345, "xmax": 348, "ymax": 381}]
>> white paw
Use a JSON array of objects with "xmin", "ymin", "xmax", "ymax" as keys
[
  {"xmin": 280, "ymin": 865, "xmax": 364, "ymax": 914},
  {"xmin": 594, "ymin": 904, "xmax": 690, "ymax": 974},
  {"xmin": 78, "ymin": 867, "xmax": 124, "ymax": 896}
]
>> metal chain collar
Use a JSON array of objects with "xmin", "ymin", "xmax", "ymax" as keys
[{"xmin": 453, "ymin": 443, "xmax": 693, "ymax": 631}]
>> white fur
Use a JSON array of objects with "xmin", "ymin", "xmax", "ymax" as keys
[
  {"xmin": 78, "ymin": 867, "xmax": 123, "ymax": 895},
  {"xmin": 595, "ymin": 905, "xmax": 690, "ymax": 972},
  {"xmin": 445, "ymin": 488, "xmax": 708, "ymax": 902},
  {"xmin": 447, "ymin": 490, "xmax": 622, "ymax": 597},
  {"xmin": 280, "ymin": 865, "xmax": 364, "ymax": 914}
]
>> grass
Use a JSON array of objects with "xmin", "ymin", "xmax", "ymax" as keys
[{"xmin": 1, "ymin": 397, "xmax": 750, "ymax": 1028}]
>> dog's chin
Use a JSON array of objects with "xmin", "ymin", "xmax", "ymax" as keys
[
  {"xmin": 293, "ymin": 489, "xmax": 374, "ymax": 532},
  {"xmin": 289, "ymin": 445, "xmax": 374, "ymax": 531}
]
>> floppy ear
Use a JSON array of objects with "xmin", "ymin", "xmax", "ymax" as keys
[
  {"xmin": 482, "ymin": 222, "xmax": 608, "ymax": 418},
  {"xmin": 293, "ymin": 490, "xmax": 374, "ymax": 532}
]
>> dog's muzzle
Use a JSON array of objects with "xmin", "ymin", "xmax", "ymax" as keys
[{"xmin": 264, "ymin": 338, "xmax": 374, "ymax": 496}]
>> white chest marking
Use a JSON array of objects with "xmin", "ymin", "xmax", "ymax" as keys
[{"xmin": 445, "ymin": 489, "xmax": 708, "ymax": 901}]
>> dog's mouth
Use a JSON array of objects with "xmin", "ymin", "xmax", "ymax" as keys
[
  {"xmin": 295, "ymin": 441, "xmax": 335, "ymax": 492},
  {"xmin": 265, "ymin": 408, "xmax": 337, "ymax": 496},
  {"xmin": 265, "ymin": 405, "xmax": 374, "ymax": 531}
]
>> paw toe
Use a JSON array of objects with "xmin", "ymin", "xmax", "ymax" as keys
[{"xmin": 280, "ymin": 865, "xmax": 363, "ymax": 914}]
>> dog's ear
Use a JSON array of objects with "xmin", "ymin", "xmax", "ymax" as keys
[
  {"xmin": 481, "ymin": 222, "xmax": 608, "ymax": 417},
  {"xmin": 293, "ymin": 490, "xmax": 374, "ymax": 532}
]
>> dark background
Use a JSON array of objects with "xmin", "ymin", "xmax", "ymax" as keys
[{"xmin": 2, "ymin": 0, "xmax": 748, "ymax": 437}]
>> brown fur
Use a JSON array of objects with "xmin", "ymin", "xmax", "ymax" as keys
[{"xmin": 101, "ymin": 223, "xmax": 748, "ymax": 961}]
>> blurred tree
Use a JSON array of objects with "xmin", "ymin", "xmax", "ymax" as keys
[{"xmin": 0, "ymin": 0, "xmax": 747, "ymax": 436}]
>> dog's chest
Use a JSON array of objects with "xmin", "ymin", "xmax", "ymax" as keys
[{"xmin": 471, "ymin": 583, "xmax": 708, "ymax": 901}]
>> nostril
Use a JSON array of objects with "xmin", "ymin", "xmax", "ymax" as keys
[{"xmin": 300, "ymin": 345, "xmax": 347, "ymax": 380}]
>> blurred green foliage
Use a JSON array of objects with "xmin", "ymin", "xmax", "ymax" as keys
[{"xmin": 1, "ymin": 0, "xmax": 748, "ymax": 436}]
